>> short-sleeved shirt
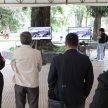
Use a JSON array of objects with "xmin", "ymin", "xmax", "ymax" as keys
[{"xmin": 99, "ymin": 33, "xmax": 106, "ymax": 43}]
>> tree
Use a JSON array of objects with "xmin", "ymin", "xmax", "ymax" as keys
[
  {"xmin": 31, "ymin": 7, "xmax": 58, "ymax": 51},
  {"xmin": 51, "ymin": 6, "xmax": 63, "ymax": 32},
  {"xmin": 51, "ymin": 5, "xmax": 87, "ymax": 32},
  {"xmin": 87, "ymin": 6, "xmax": 108, "ymax": 40},
  {"xmin": 0, "ymin": 7, "xmax": 29, "ymax": 33},
  {"xmin": 74, "ymin": 6, "xmax": 86, "ymax": 27},
  {"xmin": 66, "ymin": 5, "xmax": 87, "ymax": 27},
  {"xmin": 51, "ymin": 5, "xmax": 69, "ymax": 32},
  {"xmin": 0, "ymin": 7, "xmax": 15, "ymax": 32}
]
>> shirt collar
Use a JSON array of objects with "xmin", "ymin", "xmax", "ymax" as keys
[
  {"xmin": 22, "ymin": 45, "xmax": 31, "ymax": 47},
  {"xmin": 65, "ymin": 49, "xmax": 77, "ymax": 53}
]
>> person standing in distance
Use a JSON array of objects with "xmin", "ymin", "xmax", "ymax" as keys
[
  {"xmin": 97, "ymin": 28, "xmax": 106, "ymax": 61},
  {"xmin": 11, "ymin": 32, "xmax": 42, "ymax": 108},
  {"xmin": 90, "ymin": 29, "xmax": 93, "ymax": 40},
  {"xmin": 48, "ymin": 33, "xmax": 94, "ymax": 108}
]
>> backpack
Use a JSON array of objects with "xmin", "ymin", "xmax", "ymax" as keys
[{"xmin": 105, "ymin": 34, "xmax": 108, "ymax": 42}]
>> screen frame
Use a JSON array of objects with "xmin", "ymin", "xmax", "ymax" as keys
[
  {"xmin": 28, "ymin": 26, "xmax": 52, "ymax": 40},
  {"xmin": 68, "ymin": 27, "xmax": 91, "ymax": 40}
]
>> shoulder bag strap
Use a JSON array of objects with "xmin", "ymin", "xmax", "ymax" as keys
[{"xmin": 60, "ymin": 53, "xmax": 67, "ymax": 108}]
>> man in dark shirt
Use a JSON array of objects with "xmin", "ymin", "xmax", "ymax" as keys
[{"xmin": 97, "ymin": 28, "xmax": 106, "ymax": 61}]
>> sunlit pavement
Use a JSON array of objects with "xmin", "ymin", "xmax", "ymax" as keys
[{"xmin": 1, "ymin": 49, "xmax": 108, "ymax": 108}]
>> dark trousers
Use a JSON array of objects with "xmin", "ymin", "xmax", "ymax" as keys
[
  {"xmin": 77, "ymin": 102, "xmax": 85, "ymax": 108},
  {"xmin": 0, "ymin": 72, "xmax": 4, "ymax": 108},
  {"xmin": 15, "ymin": 84, "xmax": 39, "ymax": 108}
]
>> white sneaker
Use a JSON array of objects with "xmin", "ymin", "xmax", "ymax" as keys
[{"xmin": 98, "ymin": 60, "xmax": 103, "ymax": 61}]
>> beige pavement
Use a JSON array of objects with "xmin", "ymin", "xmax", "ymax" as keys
[{"xmin": 1, "ymin": 49, "xmax": 108, "ymax": 108}]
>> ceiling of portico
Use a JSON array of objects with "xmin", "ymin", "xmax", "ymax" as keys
[{"xmin": 0, "ymin": 0, "xmax": 108, "ymax": 7}]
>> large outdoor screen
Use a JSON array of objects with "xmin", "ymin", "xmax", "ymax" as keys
[
  {"xmin": 28, "ymin": 27, "xmax": 52, "ymax": 40},
  {"xmin": 68, "ymin": 27, "xmax": 91, "ymax": 40}
]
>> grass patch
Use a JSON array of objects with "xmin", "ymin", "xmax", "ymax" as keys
[{"xmin": 42, "ymin": 46, "xmax": 66, "ymax": 53}]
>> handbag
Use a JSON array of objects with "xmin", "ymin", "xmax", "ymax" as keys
[{"xmin": 48, "ymin": 54, "xmax": 67, "ymax": 108}]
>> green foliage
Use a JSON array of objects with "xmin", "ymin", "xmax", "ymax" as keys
[
  {"xmin": 90, "ymin": 20, "xmax": 94, "ymax": 28},
  {"xmin": 9, "ymin": 46, "xmax": 21, "ymax": 51},
  {"xmin": 51, "ymin": 6, "xmax": 63, "ymax": 16},
  {"xmin": 9, "ymin": 46, "xmax": 66, "ymax": 53},
  {"xmin": 51, "ymin": 5, "xmax": 87, "ymax": 31},
  {"xmin": 0, "ymin": 7, "xmax": 30, "ymax": 32},
  {"xmin": 73, "ymin": 5, "xmax": 87, "ymax": 27},
  {"xmin": 86, "ymin": 6, "xmax": 108, "ymax": 17},
  {"xmin": 84, "ymin": 40, "xmax": 98, "ymax": 42},
  {"xmin": 47, "ymin": 42, "xmax": 52, "ymax": 46},
  {"xmin": 51, "ymin": 5, "xmax": 69, "ymax": 32},
  {"xmin": 22, "ymin": 7, "xmax": 28, "ymax": 11},
  {"xmin": 0, "ymin": 7, "xmax": 11, "ymax": 30},
  {"xmin": 56, "ymin": 46, "xmax": 66, "ymax": 52},
  {"xmin": 42, "ymin": 46, "xmax": 66, "ymax": 53},
  {"xmin": 42, "ymin": 49, "xmax": 49, "ymax": 52}
]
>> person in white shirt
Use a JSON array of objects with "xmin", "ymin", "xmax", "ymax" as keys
[{"xmin": 11, "ymin": 32, "xmax": 42, "ymax": 108}]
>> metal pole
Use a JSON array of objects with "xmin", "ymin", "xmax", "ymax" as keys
[
  {"xmin": 40, "ymin": 40, "xmax": 46, "ymax": 66},
  {"xmin": 48, "ymin": 0, "xmax": 54, "ymax": 3},
  {"xmin": 80, "ymin": 0, "xmax": 85, "ymax": 3},
  {"xmin": 96, "ymin": 0, "xmax": 98, "ymax": 3}
]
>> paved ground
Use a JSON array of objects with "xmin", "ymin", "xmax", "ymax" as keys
[{"xmin": 1, "ymin": 49, "xmax": 108, "ymax": 108}]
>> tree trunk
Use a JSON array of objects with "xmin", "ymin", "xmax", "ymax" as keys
[
  {"xmin": 93, "ymin": 11, "xmax": 101, "ymax": 41},
  {"xmin": 31, "ymin": 7, "xmax": 58, "ymax": 51},
  {"xmin": 86, "ymin": 17, "xmax": 87, "ymax": 27},
  {"xmin": 75, "ymin": 16, "xmax": 78, "ymax": 27},
  {"xmin": 79, "ymin": 15, "xmax": 83, "ymax": 27},
  {"xmin": 75, "ymin": 14, "xmax": 83, "ymax": 27}
]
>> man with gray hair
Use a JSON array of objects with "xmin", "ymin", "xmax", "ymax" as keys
[{"xmin": 11, "ymin": 32, "xmax": 42, "ymax": 108}]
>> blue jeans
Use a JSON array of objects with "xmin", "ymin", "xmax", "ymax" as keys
[
  {"xmin": 103, "ymin": 42, "xmax": 106, "ymax": 57},
  {"xmin": 97, "ymin": 43, "xmax": 106, "ymax": 60}
]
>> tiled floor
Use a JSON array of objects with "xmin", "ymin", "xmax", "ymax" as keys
[{"xmin": 1, "ymin": 49, "xmax": 108, "ymax": 108}]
